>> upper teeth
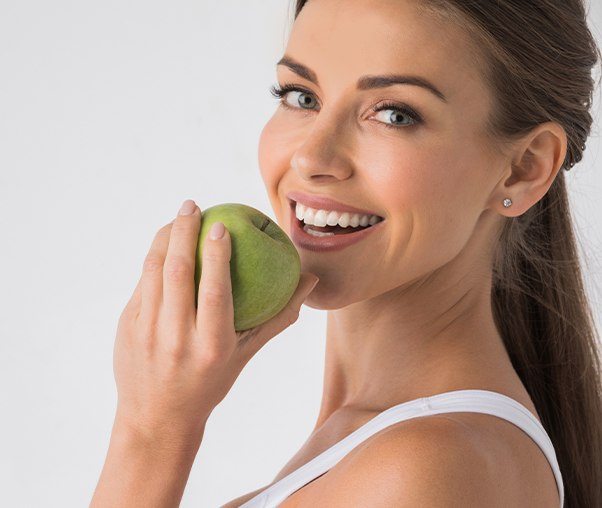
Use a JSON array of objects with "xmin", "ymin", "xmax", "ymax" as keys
[{"xmin": 295, "ymin": 202, "xmax": 383, "ymax": 228}]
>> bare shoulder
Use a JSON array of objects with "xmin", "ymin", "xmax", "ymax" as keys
[
  {"xmin": 305, "ymin": 415, "xmax": 514, "ymax": 507},
  {"xmin": 219, "ymin": 418, "xmax": 488, "ymax": 507},
  {"xmin": 222, "ymin": 411, "xmax": 559, "ymax": 507},
  {"xmin": 220, "ymin": 484, "xmax": 270, "ymax": 508},
  {"xmin": 354, "ymin": 415, "xmax": 501, "ymax": 506}
]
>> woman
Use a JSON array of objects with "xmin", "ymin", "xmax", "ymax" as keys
[{"xmin": 91, "ymin": 0, "xmax": 602, "ymax": 506}]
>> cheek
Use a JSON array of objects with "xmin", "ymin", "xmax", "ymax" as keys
[
  {"xmin": 406, "ymin": 162, "xmax": 485, "ymax": 273},
  {"xmin": 258, "ymin": 114, "xmax": 299, "ymax": 185},
  {"xmin": 257, "ymin": 117, "xmax": 280, "ymax": 189},
  {"xmin": 355, "ymin": 135, "xmax": 450, "ymax": 215},
  {"xmin": 258, "ymin": 114, "xmax": 298, "ymax": 223},
  {"xmin": 366, "ymin": 142, "xmax": 481, "ymax": 273}
]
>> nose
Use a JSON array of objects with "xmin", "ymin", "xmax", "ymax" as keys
[{"xmin": 290, "ymin": 112, "xmax": 355, "ymax": 183}]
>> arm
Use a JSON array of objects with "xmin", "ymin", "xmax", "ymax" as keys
[
  {"xmin": 91, "ymin": 200, "xmax": 318, "ymax": 507},
  {"xmin": 90, "ymin": 416, "xmax": 206, "ymax": 508}
]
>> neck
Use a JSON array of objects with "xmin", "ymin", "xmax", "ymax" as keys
[{"xmin": 314, "ymin": 240, "xmax": 517, "ymax": 429}]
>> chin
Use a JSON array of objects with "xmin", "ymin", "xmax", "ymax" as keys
[{"xmin": 301, "ymin": 286, "xmax": 355, "ymax": 311}]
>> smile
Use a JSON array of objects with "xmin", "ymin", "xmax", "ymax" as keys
[{"xmin": 288, "ymin": 199, "xmax": 385, "ymax": 252}]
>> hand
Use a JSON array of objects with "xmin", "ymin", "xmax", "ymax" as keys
[{"xmin": 112, "ymin": 199, "xmax": 319, "ymax": 449}]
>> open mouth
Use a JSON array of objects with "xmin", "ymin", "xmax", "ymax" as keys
[{"xmin": 289, "ymin": 199, "xmax": 385, "ymax": 237}]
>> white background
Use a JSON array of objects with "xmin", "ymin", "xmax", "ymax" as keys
[{"xmin": 1, "ymin": 1, "xmax": 601, "ymax": 506}]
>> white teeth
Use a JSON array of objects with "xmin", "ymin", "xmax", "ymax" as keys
[
  {"xmin": 326, "ymin": 211, "xmax": 339, "ymax": 226},
  {"xmin": 304, "ymin": 207, "xmax": 315, "ymax": 224},
  {"xmin": 303, "ymin": 225, "xmax": 335, "ymax": 237},
  {"xmin": 338, "ymin": 213, "xmax": 350, "ymax": 227},
  {"xmin": 313, "ymin": 210, "xmax": 329, "ymax": 227},
  {"xmin": 295, "ymin": 202, "xmax": 383, "ymax": 228}
]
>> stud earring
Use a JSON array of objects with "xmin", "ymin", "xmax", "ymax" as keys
[{"xmin": 503, "ymin": 198, "xmax": 513, "ymax": 208}]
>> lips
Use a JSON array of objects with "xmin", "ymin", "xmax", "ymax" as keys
[
  {"xmin": 286, "ymin": 191, "xmax": 384, "ymax": 218},
  {"xmin": 287, "ymin": 198, "xmax": 385, "ymax": 252}
]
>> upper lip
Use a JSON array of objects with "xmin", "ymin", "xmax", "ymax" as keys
[{"xmin": 286, "ymin": 191, "xmax": 384, "ymax": 218}]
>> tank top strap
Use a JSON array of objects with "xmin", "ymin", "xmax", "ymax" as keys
[{"xmin": 239, "ymin": 389, "xmax": 564, "ymax": 508}]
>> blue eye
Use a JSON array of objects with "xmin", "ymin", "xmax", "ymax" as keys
[
  {"xmin": 371, "ymin": 102, "xmax": 422, "ymax": 129},
  {"xmin": 269, "ymin": 83, "xmax": 318, "ymax": 111},
  {"xmin": 269, "ymin": 83, "xmax": 423, "ymax": 130}
]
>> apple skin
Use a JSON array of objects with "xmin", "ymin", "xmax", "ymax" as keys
[{"xmin": 194, "ymin": 203, "xmax": 301, "ymax": 332}]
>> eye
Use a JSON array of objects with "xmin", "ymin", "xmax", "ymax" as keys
[
  {"xmin": 269, "ymin": 84, "xmax": 423, "ymax": 130},
  {"xmin": 370, "ymin": 101, "xmax": 422, "ymax": 130},
  {"xmin": 269, "ymin": 83, "xmax": 319, "ymax": 111}
]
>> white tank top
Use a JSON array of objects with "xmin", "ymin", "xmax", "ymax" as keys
[{"xmin": 239, "ymin": 389, "xmax": 564, "ymax": 508}]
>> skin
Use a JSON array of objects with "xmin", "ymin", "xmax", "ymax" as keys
[
  {"xmin": 93, "ymin": 0, "xmax": 567, "ymax": 505},
  {"xmin": 258, "ymin": 0, "xmax": 567, "ymax": 430}
]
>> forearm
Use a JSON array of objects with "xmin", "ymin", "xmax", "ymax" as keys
[{"xmin": 90, "ymin": 418, "xmax": 205, "ymax": 508}]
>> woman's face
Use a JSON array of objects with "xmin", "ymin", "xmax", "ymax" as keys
[{"xmin": 258, "ymin": 0, "xmax": 505, "ymax": 309}]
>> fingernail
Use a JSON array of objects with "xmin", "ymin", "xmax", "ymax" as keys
[
  {"xmin": 209, "ymin": 221, "xmax": 225, "ymax": 240},
  {"xmin": 178, "ymin": 199, "xmax": 196, "ymax": 216}
]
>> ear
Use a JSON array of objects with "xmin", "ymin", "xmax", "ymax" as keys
[{"xmin": 489, "ymin": 122, "xmax": 568, "ymax": 217}]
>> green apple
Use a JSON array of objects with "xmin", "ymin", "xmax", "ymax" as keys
[{"xmin": 194, "ymin": 203, "xmax": 301, "ymax": 332}]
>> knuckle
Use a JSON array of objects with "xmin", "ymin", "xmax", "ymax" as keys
[
  {"xmin": 136, "ymin": 318, "xmax": 159, "ymax": 342},
  {"xmin": 164, "ymin": 256, "xmax": 192, "ymax": 283},
  {"xmin": 143, "ymin": 253, "xmax": 164, "ymax": 274},
  {"xmin": 133, "ymin": 325, "xmax": 158, "ymax": 356},
  {"xmin": 157, "ymin": 321, "xmax": 194, "ymax": 363},
  {"xmin": 203, "ymin": 248, "xmax": 222, "ymax": 263},
  {"xmin": 160, "ymin": 318, "xmax": 190, "ymax": 343},
  {"xmin": 154, "ymin": 224, "xmax": 172, "ymax": 241},
  {"xmin": 140, "ymin": 335, "xmax": 156, "ymax": 358},
  {"xmin": 200, "ymin": 285, "xmax": 229, "ymax": 307},
  {"xmin": 170, "ymin": 219, "xmax": 189, "ymax": 236},
  {"xmin": 198, "ymin": 345, "xmax": 227, "ymax": 368},
  {"xmin": 162, "ymin": 341, "xmax": 187, "ymax": 363}
]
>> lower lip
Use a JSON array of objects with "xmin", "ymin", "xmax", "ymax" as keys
[{"xmin": 289, "ymin": 203, "xmax": 385, "ymax": 252}]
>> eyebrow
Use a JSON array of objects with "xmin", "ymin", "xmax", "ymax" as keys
[{"xmin": 276, "ymin": 55, "xmax": 448, "ymax": 103}]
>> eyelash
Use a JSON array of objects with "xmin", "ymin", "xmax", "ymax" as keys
[{"xmin": 269, "ymin": 82, "xmax": 423, "ymax": 130}]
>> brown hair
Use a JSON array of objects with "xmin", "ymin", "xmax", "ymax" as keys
[{"xmin": 291, "ymin": 0, "xmax": 602, "ymax": 505}]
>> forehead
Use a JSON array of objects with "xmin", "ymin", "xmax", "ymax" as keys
[{"xmin": 285, "ymin": 0, "xmax": 488, "ymax": 104}]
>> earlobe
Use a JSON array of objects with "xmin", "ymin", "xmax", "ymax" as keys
[
  {"xmin": 495, "ymin": 122, "xmax": 567, "ymax": 217},
  {"xmin": 486, "ymin": 164, "xmax": 528, "ymax": 218}
]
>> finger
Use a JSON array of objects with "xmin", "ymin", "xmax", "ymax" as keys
[
  {"xmin": 237, "ymin": 273, "xmax": 319, "ymax": 358},
  {"xmin": 121, "ymin": 276, "xmax": 143, "ymax": 321},
  {"xmin": 195, "ymin": 221, "xmax": 235, "ymax": 348},
  {"xmin": 162, "ymin": 199, "xmax": 202, "ymax": 327},
  {"xmin": 138, "ymin": 221, "xmax": 173, "ymax": 324}
]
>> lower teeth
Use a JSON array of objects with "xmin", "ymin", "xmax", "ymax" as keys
[
  {"xmin": 302, "ymin": 223, "xmax": 372, "ymax": 237},
  {"xmin": 303, "ymin": 225, "xmax": 335, "ymax": 237}
]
